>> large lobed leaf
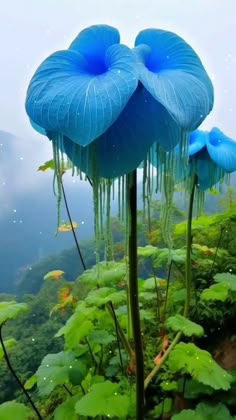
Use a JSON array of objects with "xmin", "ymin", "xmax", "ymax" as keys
[
  {"xmin": 172, "ymin": 402, "xmax": 233, "ymax": 420},
  {"xmin": 36, "ymin": 351, "xmax": 86, "ymax": 396},
  {"xmin": 166, "ymin": 314, "xmax": 204, "ymax": 337},
  {"xmin": 168, "ymin": 342, "xmax": 232, "ymax": 390},
  {"xmin": 0, "ymin": 302, "xmax": 28, "ymax": 325},
  {"xmin": 75, "ymin": 380, "xmax": 130, "ymax": 418},
  {"xmin": 200, "ymin": 283, "xmax": 230, "ymax": 302}
]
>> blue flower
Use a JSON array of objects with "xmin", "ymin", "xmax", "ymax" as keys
[
  {"xmin": 188, "ymin": 127, "xmax": 236, "ymax": 190},
  {"xmin": 25, "ymin": 25, "xmax": 214, "ymax": 179}
]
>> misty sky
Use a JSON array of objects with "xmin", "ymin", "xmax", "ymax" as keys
[{"xmin": 0, "ymin": 0, "xmax": 236, "ymax": 208}]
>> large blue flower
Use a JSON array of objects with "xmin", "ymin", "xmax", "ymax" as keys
[
  {"xmin": 188, "ymin": 127, "xmax": 236, "ymax": 190},
  {"xmin": 25, "ymin": 25, "xmax": 214, "ymax": 179}
]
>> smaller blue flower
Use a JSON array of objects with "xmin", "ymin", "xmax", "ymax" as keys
[{"xmin": 189, "ymin": 127, "xmax": 236, "ymax": 190}]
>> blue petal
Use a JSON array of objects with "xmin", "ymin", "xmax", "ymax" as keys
[
  {"xmin": 192, "ymin": 148, "xmax": 225, "ymax": 190},
  {"xmin": 134, "ymin": 29, "xmax": 214, "ymax": 130},
  {"xmin": 63, "ymin": 85, "xmax": 182, "ymax": 178},
  {"xmin": 25, "ymin": 26, "xmax": 138, "ymax": 146},
  {"xmin": 206, "ymin": 127, "xmax": 236, "ymax": 172},
  {"xmin": 189, "ymin": 130, "xmax": 207, "ymax": 156},
  {"xmin": 69, "ymin": 24, "xmax": 120, "ymax": 70}
]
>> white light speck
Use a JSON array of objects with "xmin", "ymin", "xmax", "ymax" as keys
[
  {"xmin": 13, "ymin": 220, "xmax": 16, "ymax": 223},
  {"xmin": 43, "ymin": 377, "xmax": 47, "ymax": 380},
  {"xmin": 81, "ymin": 221, "xmax": 85, "ymax": 225},
  {"xmin": 20, "ymin": 157, "xmax": 24, "ymax": 160},
  {"xmin": 13, "ymin": 209, "xmax": 17, "ymax": 213},
  {"xmin": 69, "ymin": 365, "xmax": 73, "ymax": 369},
  {"xmin": 32, "ymin": 338, "xmax": 35, "ymax": 342}
]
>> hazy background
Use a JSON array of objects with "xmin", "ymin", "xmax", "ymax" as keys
[{"xmin": 0, "ymin": 0, "xmax": 235, "ymax": 291}]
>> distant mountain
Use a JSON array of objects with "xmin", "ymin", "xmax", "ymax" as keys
[{"xmin": 0, "ymin": 131, "xmax": 94, "ymax": 293}]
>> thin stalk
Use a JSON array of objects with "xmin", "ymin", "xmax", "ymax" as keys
[
  {"xmin": 106, "ymin": 302, "xmax": 135, "ymax": 361},
  {"xmin": 183, "ymin": 175, "xmax": 197, "ymax": 317},
  {"xmin": 0, "ymin": 324, "xmax": 42, "ymax": 419},
  {"xmin": 144, "ymin": 331, "xmax": 182, "ymax": 389},
  {"xmin": 63, "ymin": 384, "xmax": 73, "ymax": 396},
  {"xmin": 60, "ymin": 177, "xmax": 86, "ymax": 271},
  {"xmin": 163, "ymin": 260, "xmax": 173, "ymax": 322},
  {"xmin": 128, "ymin": 170, "xmax": 145, "ymax": 419},
  {"xmin": 108, "ymin": 301, "xmax": 124, "ymax": 374}
]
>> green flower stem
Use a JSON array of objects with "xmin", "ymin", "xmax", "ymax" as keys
[
  {"xmin": 183, "ymin": 175, "xmax": 197, "ymax": 318},
  {"xmin": 0, "ymin": 324, "xmax": 42, "ymax": 419},
  {"xmin": 144, "ymin": 331, "xmax": 182, "ymax": 389},
  {"xmin": 128, "ymin": 170, "xmax": 145, "ymax": 419}
]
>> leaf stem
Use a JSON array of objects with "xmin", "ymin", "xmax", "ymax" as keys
[
  {"xmin": 0, "ymin": 324, "xmax": 42, "ymax": 419},
  {"xmin": 144, "ymin": 331, "xmax": 182, "ymax": 389},
  {"xmin": 128, "ymin": 170, "xmax": 145, "ymax": 419}
]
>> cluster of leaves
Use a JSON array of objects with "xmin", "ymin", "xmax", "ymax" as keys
[{"xmin": 0, "ymin": 203, "xmax": 236, "ymax": 418}]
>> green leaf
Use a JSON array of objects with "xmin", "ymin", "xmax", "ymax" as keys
[
  {"xmin": 88, "ymin": 329, "xmax": 115, "ymax": 346},
  {"xmin": 168, "ymin": 342, "xmax": 232, "ymax": 390},
  {"xmin": 55, "ymin": 304, "xmax": 96, "ymax": 349},
  {"xmin": 160, "ymin": 380, "xmax": 178, "ymax": 391},
  {"xmin": 214, "ymin": 272, "xmax": 236, "ymax": 291},
  {"xmin": 53, "ymin": 395, "xmax": 79, "ymax": 420},
  {"xmin": 85, "ymin": 287, "xmax": 126, "ymax": 307},
  {"xmin": 141, "ymin": 277, "xmax": 166, "ymax": 289},
  {"xmin": 38, "ymin": 159, "xmax": 55, "ymax": 171},
  {"xmin": 36, "ymin": 351, "xmax": 76, "ymax": 396},
  {"xmin": 75, "ymin": 380, "xmax": 130, "ymax": 418},
  {"xmin": 68, "ymin": 359, "xmax": 88, "ymax": 386},
  {"xmin": 172, "ymin": 288, "xmax": 187, "ymax": 303},
  {"xmin": 0, "ymin": 302, "xmax": 28, "ymax": 325},
  {"xmin": 0, "ymin": 338, "xmax": 17, "ymax": 361},
  {"xmin": 154, "ymin": 398, "xmax": 172, "ymax": 416},
  {"xmin": 166, "ymin": 315, "xmax": 204, "ymax": 337},
  {"xmin": 137, "ymin": 245, "xmax": 158, "ymax": 258},
  {"xmin": 200, "ymin": 283, "xmax": 230, "ymax": 301},
  {"xmin": 196, "ymin": 402, "xmax": 233, "ymax": 420},
  {"xmin": 0, "ymin": 401, "xmax": 32, "ymax": 420},
  {"xmin": 172, "ymin": 410, "xmax": 203, "ymax": 420},
  {"xmin": 183, "ymin": 378, "xmax": 214, "ymax": 398},
  {"xmin": 79, "ymin": 261, "xmax": 127, "ymax": 287},
  {"xmin": 24, "ymin": 374, "xmax": 37, "ymax": 390}
]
